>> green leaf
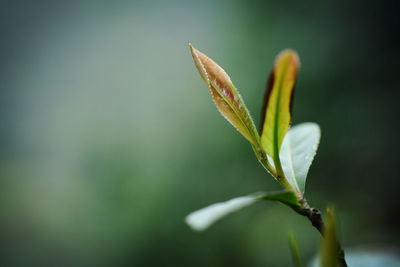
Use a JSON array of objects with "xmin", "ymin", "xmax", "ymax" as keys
[
  {"xmin": 189, "ymin": 43, "xmax": 260, "ymax": 145},
  {"xmin": 320, "ymin": 208, "xmax": 339, "ymax": 267},
  {"xmin": 259, "ymin": 190, "xmax": 300, "ymax": 207},
  {"xmin": 260, "ymin": 49, "xmax": 300, "ymax": 176},
  {"xmin": 185, "ymin": 191, "xmax": 300, "ymax": 231},
  {"xmin": 289, "ymin": 231, "xmax": 303, "ymax": 267},
  {"xmin": 279, "ymin": 123, "xmax": 321, "ymax": 194}
]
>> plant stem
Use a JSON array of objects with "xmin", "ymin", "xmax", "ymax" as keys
[{"xmin": 294, "ymin": 199, "xmax": 348, "ymax": 267}]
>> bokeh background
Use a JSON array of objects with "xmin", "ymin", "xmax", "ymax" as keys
[{"xmin": 1, "ymin": 0, "xmax": 399, "ymax": 266}]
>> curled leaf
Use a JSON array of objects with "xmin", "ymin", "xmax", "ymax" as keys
[
  {"xmin": 189, "ymin": 44, "xmax": 259, "ymax": 145},
  {"xmin": 260, "ymin": 49, "xmax": 300, "ymax": 174}
]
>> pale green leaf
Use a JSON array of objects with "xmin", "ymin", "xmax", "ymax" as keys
[
  {"xmin": 279, "ymin": 122, "xmax": 321, "ymax": 194},
  {"xmin": 185, "ymin": 195, "xmax": 258, "ymax": 231},
  {"xmin": 185, "ymin": 191, "xmax": 300, "ymax": 231}
]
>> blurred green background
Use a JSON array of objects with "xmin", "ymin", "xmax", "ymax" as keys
[{"xmin": 1, "ymin": 0, "xmax": 399, "ymax": 266}]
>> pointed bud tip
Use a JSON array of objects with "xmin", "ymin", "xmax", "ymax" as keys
[
  {"xmin": 275, "ymin": 49, "xmax": 300, "ymax": 69},
  {"xmin": 189, "ymin": 43, "xmax": 197, "ymax": 55},
  {"xmin": 326, "ymin": 207, "xmax": 334, "ymax": 218}
]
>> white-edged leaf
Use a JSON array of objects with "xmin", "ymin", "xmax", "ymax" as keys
[
  {"xmin": 279, "ymin": 122, "xmax": 321, "ymax": 194},
  {"xmin": 185, "ymin": 191, "xmax": 300, "ymax": 231}
]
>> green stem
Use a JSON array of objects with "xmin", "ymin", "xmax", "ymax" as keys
[
  {"xmin": 252, "ymin": 144, "xmax": 296, "ymax": 193},
  {"xmin": 252, "ymin": 144, "xmax": 276, "ymax": 176},
  {"xmin": 274, "ymin": 157, "xmax": 286, "ymax": 179}
]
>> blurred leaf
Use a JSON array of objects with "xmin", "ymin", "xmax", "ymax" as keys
[
  {"xmin": 309, "ymin": 249, "xmax": 400, "ymax": 267},
  {"xmin": 320, "ymin": 208, "xmax": 339, "ymax": 267},
  {"xmin": 340, "ymin": 250, "xmax": 400, "ymax": 267},
  {"xmin": 189, "ymin": 43, "xmax": 259, "ymax": 145},
  {"xmin": 279, "ymin": 123, "xmax": 321, "ymax": 194},
  {"xmin": 260, "ymin": 49, "xmax": 300, "ymax": 176},
  {"xmin": 185, "ymin": 195, "xmax": 258, "ymax": 231},
  {"xmin": 289, "ymin": 231, "xmax": 303, "ymax": 267},
  {"xmin": 185, "ymin": 191, "xmax": 300, "ymax": 231}
]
